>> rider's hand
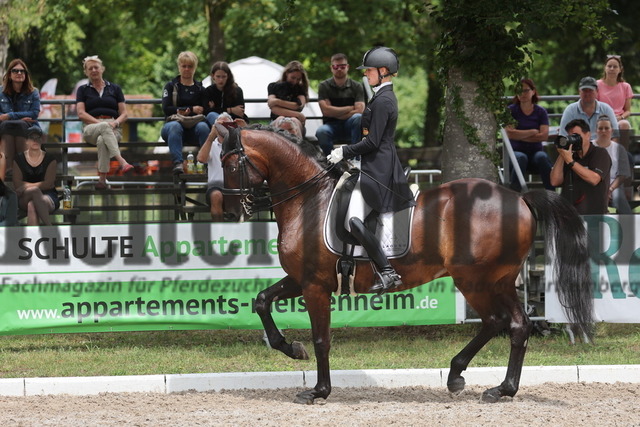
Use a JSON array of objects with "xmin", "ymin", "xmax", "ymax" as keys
[{"xmin": 327, "ymin": 147, "xmax": 344, "ymax": 164}]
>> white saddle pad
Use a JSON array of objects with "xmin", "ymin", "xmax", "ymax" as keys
[{"xmin": 323, "ymin": 173, "xmax": 418, "ymax": 259}]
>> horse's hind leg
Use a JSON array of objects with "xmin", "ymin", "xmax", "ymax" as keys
[
  {"xmin": 481, "ymin": 296, "xmax": 532, "ymax": 402},
  {"xmin": 254, "ymin": 276, "xmax": 308, "ymax": 360}
]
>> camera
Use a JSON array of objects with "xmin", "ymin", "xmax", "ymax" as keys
[{"xmin": 555, "ymin": 133, "xmax": 582, "ymax": 151}]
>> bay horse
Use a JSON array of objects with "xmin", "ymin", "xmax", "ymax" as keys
[{"xmin": 216, "ymin": 124, "xmax": 593, "ymax": 404}]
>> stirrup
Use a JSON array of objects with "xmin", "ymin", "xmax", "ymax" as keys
[{"xmin": 369, "ymin": 269, "xmax": 403, "ymax": 294}]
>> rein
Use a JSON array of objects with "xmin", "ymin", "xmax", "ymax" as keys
[{"xmin": 221, "ymin": 129, "xmax": 337, "ymax": 217}]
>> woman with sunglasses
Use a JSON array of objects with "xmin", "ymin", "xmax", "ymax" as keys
[
  {"xmin": 0, "ymin": 59, "xmax": 41, "ymax": 181},
  {"xmin": 597, "ymin": 55, "xmax": 633, "ymax": 145}
]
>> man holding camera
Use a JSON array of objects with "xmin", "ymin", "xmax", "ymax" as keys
[{"xmin": 550, "ymin": 118, "xmax": 611, "ymax": 214}]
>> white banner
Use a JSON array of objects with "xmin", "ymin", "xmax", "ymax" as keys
[{"xmin": 546, "ymin": 215, "xmax": 640, "ymax": 323}]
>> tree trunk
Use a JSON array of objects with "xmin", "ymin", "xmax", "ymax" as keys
[
  {"xmin": 0, "ymin": 0, "xmax": 9, "ymax": 76},
  {"xmin": 424, "ymin": 73, "xmax": 442, "ymax": 147},
  {"xmin": 206, "ymin": 0, "xmax": 228, "ymax": 66},
  {"xmin": 441, "ymin": 68, "xmax": 497, "ymax": 183}
]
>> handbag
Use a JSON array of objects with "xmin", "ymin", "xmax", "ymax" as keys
[
  {"xmin": 167, "ymin": 83, "xmax": 205, "ymax": 128},
  {"xmin": 167, "ymin": 113, "xmax": 205, "ymax": 129}
]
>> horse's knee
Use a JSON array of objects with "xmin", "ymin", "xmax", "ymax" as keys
[{"xmin": 253, "ymin": 291, "xmax": 269, "ymax": 314}]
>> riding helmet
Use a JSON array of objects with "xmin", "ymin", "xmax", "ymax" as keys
[{"xmin": 357, "ymin": 46, "xmax": 399, "ymax": 74}]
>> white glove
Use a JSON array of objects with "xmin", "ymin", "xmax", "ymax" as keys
[{"xmin": 327, "ymin": 147, "xmax": 344, "ymax": 164}]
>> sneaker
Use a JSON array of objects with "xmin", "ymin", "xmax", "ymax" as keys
[{"xmin": 172, "ymin": 162, "xmax": 184, "ymax": 175}]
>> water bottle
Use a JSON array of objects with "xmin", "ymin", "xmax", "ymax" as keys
[
  {"xmin": 63, "ymin": 185, "xmax": 72, "ymax": 209},
  {"xmin": 186, "ymin": 152, "xmax": 195, "ymax": 174}
]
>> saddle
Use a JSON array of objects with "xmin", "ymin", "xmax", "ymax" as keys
[{"xmin": 323, "ymin": 169, "xmax": 419, "ymax": 295}]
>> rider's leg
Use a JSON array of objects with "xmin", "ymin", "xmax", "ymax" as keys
[{"xmin": 348, "ymin": 216, "xmax": 402, "ymax": 293}]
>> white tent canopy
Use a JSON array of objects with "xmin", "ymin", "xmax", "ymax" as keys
[{"xmin": 202, "ymin": 56, "xmax": 322, "ymax": 138}]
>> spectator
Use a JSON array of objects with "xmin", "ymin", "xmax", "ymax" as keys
[
  {"xmin": 197, "ymin": 113, "xmax": 242, "ymax": 222},
  {"xmin": 559, "ymin": 76, "xmax": 618, "ymax": 137},
  {"xmin": 13, "ymin": 127, "xmax": 59, "ymax": 226},
  {"xmin": 593, "ymin": 115, "xmax": 632, "ymax": 214},
  {"xmin": 267, "ymin": 60, "xmax": 309, "ymax": 126},
  {"xmin": 76, "ymin": 55, "xmax": 133, "ymax": 190},
  {"xmin": 161, "ymin": 51, "xmax": 210, "ymax": 174},
  {"xmin": 204, "ymin": 61, "xmax": 247, "ymax": 126},
  {"xmin": 315, "ymin": 53, "xmax": 365, "ymax": 155},
  {"xmin": 270, "ymin": 116, "xmax": 304, "ymax": 139},
  {"xmin": 550, "ymin": 118, "xmax": 611, "ymax": 214},
  {"xmin": 597, "ymin": 55, "xmax": 633, "ymax": 146},
  {"xmin": 0, "ymin": 59, "xmax": 40, "ymax": 178},
  {"xmin": 505, "ymin": 78, "xmax": 553, "ymax": 191}
]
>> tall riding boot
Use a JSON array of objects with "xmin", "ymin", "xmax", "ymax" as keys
[{"xmin": 348, "ymin": 217, "xmax": 403, "ymax": 294}]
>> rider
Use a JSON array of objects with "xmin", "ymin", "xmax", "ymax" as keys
[{"xmin": 327, "ymin": 46, "xmax": 415, "ymax": 294}]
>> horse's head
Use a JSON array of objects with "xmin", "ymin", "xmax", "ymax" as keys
[{"xmin": 217, "ymin": 123, "xmax": 268, "ymax": 222}]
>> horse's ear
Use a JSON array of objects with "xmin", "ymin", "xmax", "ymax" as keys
[{"xmin": 215, "ymin": 123, "xmax": 230, "ymax": 142}]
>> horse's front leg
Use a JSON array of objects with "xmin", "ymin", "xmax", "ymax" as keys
[
  {"xmin": 293, "ymin": 283, "xmax": 332, "ymax": 405},
  {"xmin": 254, "ymin": 276, "xmax": 308, "ymax": 360}
]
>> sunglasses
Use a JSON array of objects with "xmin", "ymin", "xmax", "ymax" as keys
[
  {"xmin": 332, "ymin": 64, "xmax": 348, "ymax": 70},
  {"xmin": 11, "ymin": 69, "xmax": 26, "ymax": 74},
  {"xmin": 607, "ymin": 54, "xmax": 621, "ymax": 59}
]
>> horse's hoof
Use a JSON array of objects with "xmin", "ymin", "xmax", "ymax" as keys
[
  {"xmin": 293, "ymin": 390, "xmax": 316, "ymax": 405},
  {"xmin": 481, "ymin": 387, "xmax": 502, "ymax": 403},
  {"xmin": 291, "ymin": 341, "xmax": 309, "ymax": 360},
  {"xmin": 447, "ymin": 377, "xmax": 466, "ymax": 395}
]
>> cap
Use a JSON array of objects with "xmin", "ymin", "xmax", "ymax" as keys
[
  {"xmin": 579, "ymin": 76, "xmax": 598, "ymax": 90},
  {"xmin": 26, "ymin": 126, "xmax": 43, "ymax": 139}
]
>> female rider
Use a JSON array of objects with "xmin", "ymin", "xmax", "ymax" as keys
[{"xmin": 327, "ymin": 46, "xmax": 415, "ymax": 293}]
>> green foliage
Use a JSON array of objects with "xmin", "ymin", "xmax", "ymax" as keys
[{"xmin": 395, "ymin": 69, "xmax": 427, "ymax": 148}]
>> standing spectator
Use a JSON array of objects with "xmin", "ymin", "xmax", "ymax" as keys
[
  {"xmin": 559, "ymin": 76, "xmax": 618, "ymax": 137},
  {"xmin": 550, "ymin": 119, "xmax": 611, "ymax": 214},
  {"xmin": 315, "ymin": 53, "xmax": 365, "ymax": 155},
  {"xmin": 76, "ymin": 55, "xmax": 133, "ymax": 190},
  {"xmin": 593, "ymin": 115, "xmax": 632, "ymax": 214},
  {"xmin": 204, "ymin": 61, "xmax": 247, "ymax": 126},
  {"xmin": 597, "ymin": 55, "xmax": 633, "ymax": 146},
  {"xmin": 13, "ymin": 127, "xmax": 59, "ymax": 226},
  {"xmin": 505, "ymin": 78, "xmax": 553, "ymax": 191},
  {"xmin": 161, "ymin": 51, "xmax": 210, "ymax": 174},
  {"xmin": 0, "ymin": 59, "xmax": 40, "ymax": 178},
  {"xmin": 267, "ymin": 60, "xmax": 309, "ymax": 126}
]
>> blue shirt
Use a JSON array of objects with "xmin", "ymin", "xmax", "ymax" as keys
[
  {"xmin": 507, "ymin": 103, "xmax": 549, "ymax": 154},
  {"xmin": 559, "ymin": 100, "xmax": 618, "ymax": 137}
]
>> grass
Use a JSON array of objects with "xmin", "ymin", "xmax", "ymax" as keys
[{"xmin": 0, "ymin": 323, "xmax": 639, "ymax": 378}]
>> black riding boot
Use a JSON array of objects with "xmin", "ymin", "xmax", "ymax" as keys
[{"xmin": 348, "ymin": 217, "xmax": 403, "ymax": 294}]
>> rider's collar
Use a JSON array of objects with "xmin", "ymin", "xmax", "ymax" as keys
[{"xmin": 372, "ymin": 82, "xmax": 392, "ymax": 93}]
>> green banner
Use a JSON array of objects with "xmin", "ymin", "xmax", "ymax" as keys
[{"xmin": 0, "ymin": 223, "xmax": 459, "ymax": 335}]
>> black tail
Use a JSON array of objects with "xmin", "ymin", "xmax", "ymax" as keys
[{"xmin": 522, "ymin": 190, "xmax": 594, "ymax": 339}]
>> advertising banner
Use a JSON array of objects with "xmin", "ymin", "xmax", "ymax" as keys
[
  {"xmin": 546, "ymin": 215, "xmax": 640, "ymax": 323},
  {"xmin": 0, "ymin": 223, "xmax": 460, "ymax": 335}
]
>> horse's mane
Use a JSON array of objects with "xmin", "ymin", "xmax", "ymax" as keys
[{"xmin": 237, "ymin": 124, "xmax": 348, "ymax": 179}]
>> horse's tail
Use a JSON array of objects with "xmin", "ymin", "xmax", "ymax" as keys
[{"xmin": 522, "ymin": 190, "xmax": 594, "ymax": 339}]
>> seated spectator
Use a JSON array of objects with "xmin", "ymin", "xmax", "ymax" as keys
[
  {"xmin": 13, "ymin": 127, "xmax": 59, "ymax": 226},
  {"xmin": 505, "ymin": 78, "xmax": 553, "ymax": 191},
  {"xmin": 76, "ymin": 55, "xmax": 133, "ymax": 190},
  {"xmin": 550, "ymin": 119, "xmax": 611, "ymax": 214},
  {"xmin": 597, "ymin": 55, "xmax": 633, "ymax": 146},
  {"xmin": 0, "ymin": 59, "xmax": 40, "ymax": 178},
  {"xmin": 271, "ymin": 116, "xmax": 304, "ymax": 139},
  {"xmin": 267, "ymin": 60, "xmax": 309, "ymax": 126},
  {"xmin": 161, "ymin": 51, "xmax": 210, "ymax": 174},
  {"xmin": 593, "ymin": 115, "xmax": 632, "ymax": 214},
  {"xmin": 559, "ymin": 76, "xmax": 618, "ymax": 137},
  {"xmin": 204, "ymin": 61, "xmax": 247, "ymax": 126},
  {"xmin": 315, "ymin": 53, "xmax": 365, "ymax": 155}
]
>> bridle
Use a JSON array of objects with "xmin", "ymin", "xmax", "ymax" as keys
[{"xmin": 220, "ymin": 128, "xmax": 337, "ymax": 218}]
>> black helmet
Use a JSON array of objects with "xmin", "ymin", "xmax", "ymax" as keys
[{"xmin": 357, "ymin": 46, "xmax": 399, "ymax": 74}]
